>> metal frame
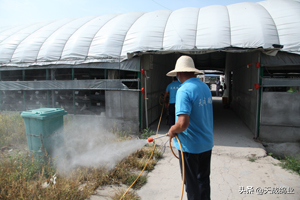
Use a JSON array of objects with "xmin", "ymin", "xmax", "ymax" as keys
[
  {"xmin": 262, "ymin": 78, "xmax": 300, "ymax": 87},
  {"xmin": 0, "ymin": 67, "xmax": 140, "ymax": 115}
]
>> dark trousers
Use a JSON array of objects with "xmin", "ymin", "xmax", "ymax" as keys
[
  {"xmin": 179, "ymin": 150, "xmax": 212, "ymax": 200},
  {"xmin": 216, "ymin": 87, "xmax": 221, "ymax": 96},
  {"xmin": 168, "ymin": 103, "xmax": 175, "ymax": 128}
]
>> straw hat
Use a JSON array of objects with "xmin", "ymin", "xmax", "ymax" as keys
[{"xmin": 166, "ymin": 55, "xmax": 203, "ymax": 77}]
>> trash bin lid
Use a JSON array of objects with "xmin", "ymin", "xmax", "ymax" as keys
[{"xmin": 21, "ymin": 108, "xmax": 67, "ymax": 120}]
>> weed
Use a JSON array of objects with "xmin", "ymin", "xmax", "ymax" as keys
[
  {"xmin": 135, "ymin": 147, "xmax": 162, "ymax": 159},
  {"xmin": 123, "ymin": 147, "xmax": 162, "ymax": 171},
  {"xmin": 63, "ymin": 114, "xmax": 75, "ymax": 126},
  {"xmin": 268, "ymin": 152, "xmax": 273, "ymax": 157},
  {"xmin": 140, "ymin": 128, "xmax": 153, "ymax": 139},
  {"xmin": 0, "ymin": 112, "xmax": 26, "ymax": 147},
  {"xmin": 125, "ymin": 174, "xmax": 147, "ymax": 189},
  {"xmin": 279, "ymin": 155, "xmax": 300, "ymax": 175},
  {"xmin": 111, "ymin": 189, "xmax": 140, "ymax": 200},
  {"xmin": 0, "ymin": 153, "xmax": 112, "ymax": 199},
  {"xmin": 111, "ymin": 124, "xmax": 133, "ymax": 141},
  {"xmin": 0, "ymin": 112, "xmax": 162, "ymax": 199},
  {"xmin": 137, "ymin": 158, "xmax": 157, "ymax": 171},
  {"xmin": 0, "ymin": 148, "xmax": 157, "ymax": 199},
  {"xmin": 248, "ymin": 157, "xmax": 256, "ymax": 162}
]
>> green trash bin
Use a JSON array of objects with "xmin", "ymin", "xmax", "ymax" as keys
[{"xmin": 21, "ymin": 108, "xmax": 67, "ymax": 157}]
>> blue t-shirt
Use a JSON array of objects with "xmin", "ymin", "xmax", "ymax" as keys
[
  {"xmin": 166, "ymin": 80, "xmax": 181, "ymax": 104},
  {"xmin": 174, "ymin": 78, "xmax": 213, "ymax": 153}
]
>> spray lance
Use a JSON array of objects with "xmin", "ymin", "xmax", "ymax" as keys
[{"xmin": 147, "ymin": 133, "xmax": 169, "ymax": 143}]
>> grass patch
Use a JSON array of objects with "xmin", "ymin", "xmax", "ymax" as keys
[
  {"xmin": 267, "ymin": 151, "xmax": 300, "ymax": 176},
  {"xmin": 111, "ymin": 124, "xmax": 136, "ymax": 141},
  {"xmin": 125, "ymin": 174, "xmax": 147, "ymax": 189},
  {"xmin": 0, "ymin": 144, "xmax": 159, "ymax": 199},
  {"xmin": 111, "ymin": 189, "xmax": 140, "ymax": 200},
  {"xmin": 0, "ymin": 112, "xmax": 162, "ymax": 199},
  {"xmin": 110, "ymin": 146, "xmax": 162, "ymax": 185},
  {"xmin": 278, "ymin": 155, "xmax": 300, "ymax": 176},
  {"xmin": 0, "ymin": 153, "xmax": 110, "ymax": 199},
  {"xmin": 126, "ymin": 147, "xmax": 162, "ymax": 171},
  {"xmin": 0, "ymin": 112, "xmax": 26, "ymax": 147}
]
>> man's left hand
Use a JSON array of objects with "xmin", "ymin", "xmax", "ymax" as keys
[{"xmin": 168, "ymin": 127, "xmax": 176, "ymax": 139}]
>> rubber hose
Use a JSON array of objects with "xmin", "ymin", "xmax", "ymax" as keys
[
  {"xmin": 121, "ymin": 100, "xmax": 185, "ymax": 200},
  {"xmin": 169, "ymin": 136, "xmax": 185, "ymax": 200}
]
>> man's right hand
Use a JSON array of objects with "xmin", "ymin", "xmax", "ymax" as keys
[{"xmin": 165, "ymin": 103, "xmax": 169, "ymax": 108}]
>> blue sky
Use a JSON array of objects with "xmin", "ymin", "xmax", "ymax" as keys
[{"xmin": 0, "ymin": 0, "xmax": 261, "ymax": 27}]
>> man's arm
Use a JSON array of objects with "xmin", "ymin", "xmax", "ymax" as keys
[{"xmin": 168, "ymin": 114, "xmax": 189, "ymax": 138}]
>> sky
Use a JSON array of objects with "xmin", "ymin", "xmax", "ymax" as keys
[{"xmin": 0, "ymin": 0, "xmax": 262, "ymax": 27}]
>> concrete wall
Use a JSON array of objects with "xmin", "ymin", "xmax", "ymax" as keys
[
  {"xmin": 260, "ymin": 92, "xmax": 300, "ymax": 142},
  {"xmin": 105, "ymin": 90, "xmax": 139, "ymax": 133},
  {"xmin": 225, "ymin": 51, "xmax": 260, "ymax": 136}
]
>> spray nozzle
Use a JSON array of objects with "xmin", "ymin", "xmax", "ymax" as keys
[
  {"xmin": 147, "ymin": 137, "xmax": 154, "ymax": 143},
  {"xmin": 147, "ymin": 133, "xmax": 169, "ymax": 143}
]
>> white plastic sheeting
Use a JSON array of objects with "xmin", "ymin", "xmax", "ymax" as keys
[
  {"xmin": 0, "ymin": 0, "xmax": 299, "ymax": 68},
  {"xmin": 228, "ymin": 2, "xmax": 280, "ymax": 48},
  {"xmin": 196, "ymin": 5, "xmax": 230, "ymax": 49}
]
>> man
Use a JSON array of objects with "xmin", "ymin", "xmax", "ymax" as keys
[
  {"xmin": 164, "ymin": 77, "xmax": 180, "ymax": 127},
  {"xmin": 221, "ymin": 78, "xmax": 226, "ymax": 95},
  {"xmin": 215, "ymin": 77, "xmax": 221, "ymax": 96},
  {"xmin": 167, "ymin": 55, "xmax": 213, "ymax": 200}
]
